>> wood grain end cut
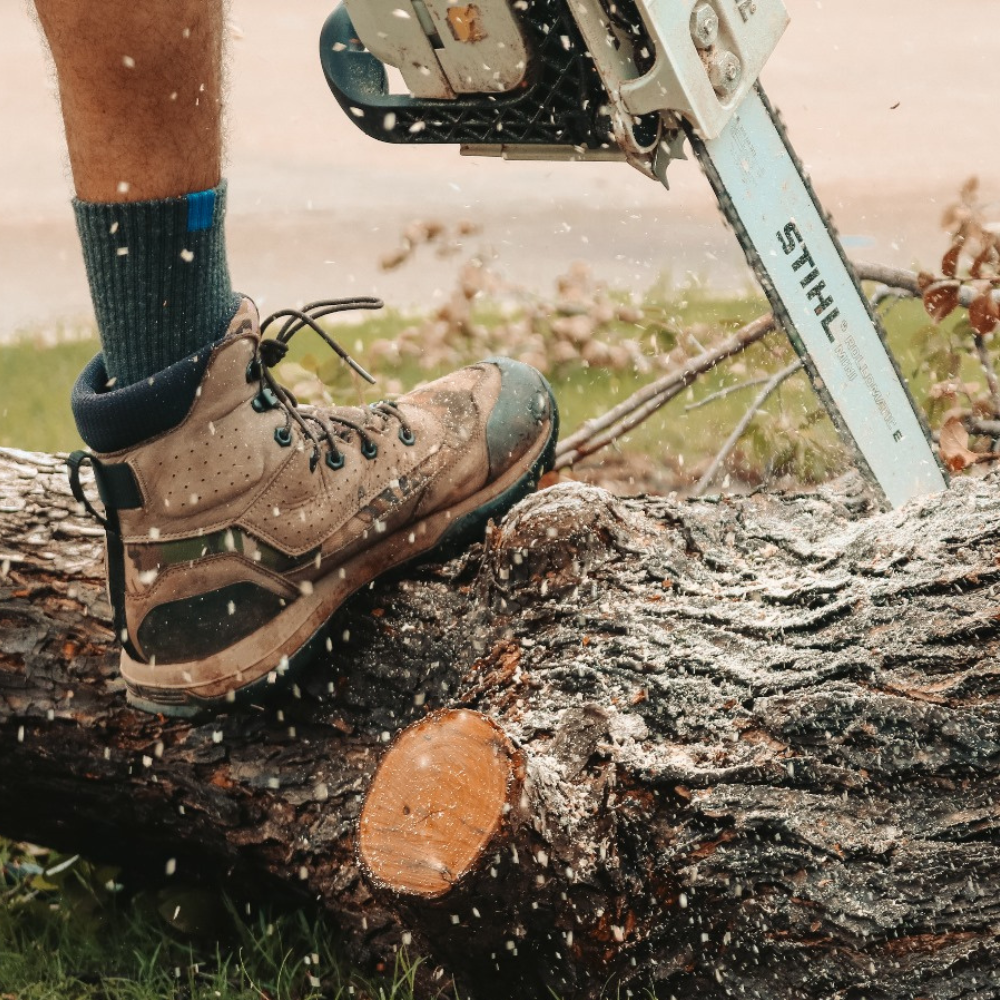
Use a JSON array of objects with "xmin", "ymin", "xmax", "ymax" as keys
[{"xmin": 358, "ymin": 709, "xmax": 518, "ymax": 899}]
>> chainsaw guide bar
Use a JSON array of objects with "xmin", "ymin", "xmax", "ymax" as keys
[{"xmin": 690, "ymin": 86, "xmax": 946, "ymax": 507}]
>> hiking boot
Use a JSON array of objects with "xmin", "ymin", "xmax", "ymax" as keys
[{"xmin": 68, "ymin": 296, "xmax": 558, "ymax": 716}]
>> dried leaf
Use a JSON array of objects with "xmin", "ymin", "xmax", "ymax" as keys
[
  {"xmin": 582, "ymin": 339, "xmax": 614, "ymax": 366},
  {"xmin": 939, "ymin": 416, "xmax": 979, "ymax": 472},
  {"xmin": 616, "ymin": 304, "xmax": 644, "ymax": 324},
  {"xmin": 940, "ymin": 203, "xmax": 966, "ymax": 234},
  {"xmin": 551, "ymin": 313, "xmax": 596, "ymax": 345},
  {"xmin": 922, "ymin": 282, "xmax": 961, "ymax": 323},
  {"xmin": 941, "ymin": 242, "xmax": 963, "ymax": 279},
  {"xmin": 402, "ymin": 219, "xmax": 436, "ymax": 245},
  {"xmin": 928, "ymin": 380, "xmax": 964, "ymax": 404},
  {"xmin": 916, "ymin": 271, "xmax": 936, "ymax": 292},
  {"xmin": 380, "ymin": 246, "xmax": 412, "ymax": 271},
  {"xmin": 969, "ymin": 241, "xmax": 999, "ymax": 280},
  {"xmin": 458, "ymin": 261, "xmax": 492, "ymax": 300},
  {"xmin": 971, "ymin": 397, "xmax": 997, "ymax": 419},
  {"xmin": 968, "ymin": 292, "xmax": 999, "ymax": 337}
]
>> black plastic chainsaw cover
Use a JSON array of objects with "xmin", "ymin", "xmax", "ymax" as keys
[{"xmin": 319, "ymin": 0, "xmax": 615, "ymax": 149}]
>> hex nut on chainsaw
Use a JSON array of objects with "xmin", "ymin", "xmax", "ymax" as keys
[
  {"xmin": 708, "ymin": 50, "xmax": 742, "ymax": 97},
  {"xmin": 690, "ymin": 3, "xmax": 720, "ymax": 50}
]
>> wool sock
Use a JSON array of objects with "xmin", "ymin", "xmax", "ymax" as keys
[{"xmin": 73, "ymin": 181, "xmax": 239, "ymax": 388}]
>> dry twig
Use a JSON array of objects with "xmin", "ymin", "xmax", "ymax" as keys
[
  {"xmin": 692, "ymin": 360, "xmax": 803, "ymax": 497},
  {"xmin": 555, "ymin": 263, "xmax": 929, "ymax": 471},
  {"xmin": 973, "ymin": 334, "xmax": 1000, "ymax": 419},
  {"xmin": 684, "ymin": 372, "xmax": 776, "ymax": 412},
  {"xmin": 554, "ymin": 313, "xmax": 777, "ymax": 470}
]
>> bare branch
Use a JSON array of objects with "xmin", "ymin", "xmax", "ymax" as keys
[
  {"xmin": 554, "ymin": 262, "xmax": 969, "ymax": 475},
  {"xmin": 853, "ymin": 262, "xmax": 924, "ymax": 297},
  {"xmin": 692, "ymin": 360, "xmax": 804, "ymax": 498},
  {"xmin": 966, "ymin": 416, "xmax": 1000, "ymax": 438},
  {"xmin": 685, "ymin": 372, "xmax": 775, "ymax": 412},
  {"xmin": 973, "ymin": 334, "xmax": 1000, "ymax": 420},
  {"xmin": 870, "ymin": 287, "xmax": 911, "ymax": 313},
  {"xmin": 854, "ymin": 261, "xmax": 1000, "ymax": 309},
  {"xmin": 554, "ymin": 313, "xmax": 777, "ymax": 470}
]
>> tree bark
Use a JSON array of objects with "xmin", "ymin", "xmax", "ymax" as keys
[{"xmin": 2, "ymin": 446, "xmax": 999, "ymax": 999}]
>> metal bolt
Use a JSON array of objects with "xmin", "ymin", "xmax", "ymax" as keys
[
  {"xmin": 690, "ymin": 3, "xmax": 720, "ymax": 50},
  {"xmin": 708, "ymin": 50, "xmax": 742, "ymax": 97}
]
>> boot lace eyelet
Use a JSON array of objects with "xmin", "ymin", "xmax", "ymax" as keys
[
  {"xmin": 398, "ymin": 427, "xmax": 416, "ymax": 446},
  {"xmin": 274, "ymin": 426, "xmax": 293, "ymax": 447},
  {"xmin": 325, "ymin": 450, "xmax": 345, "ymax": 471},
  {"xmin": 253, "ymin": 386, "xmax": 279, "ymax": 412},
  {"xmin": 361, "ymin": 439, "xmax": 379, "ymax": 460}
]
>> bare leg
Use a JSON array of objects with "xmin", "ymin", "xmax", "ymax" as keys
[
  {"xmin": 33, "ymin": 0, "xmax": 223, "ymax": 202},
  {"xmin": 34, "ymin": 0, "xmax": 235, "ymax": 386}
]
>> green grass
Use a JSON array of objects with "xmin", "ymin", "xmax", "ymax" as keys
[
  {"xmin": 0, "ymin": 841, "xmax": 426, "ymax": 1000},
  {"xmin": 0, "ymin": 337, "xmax": 98, "ymax": 453},
  {"xmin": 0, "ymin": 290, "xmax": 972, "ymax": 494}
]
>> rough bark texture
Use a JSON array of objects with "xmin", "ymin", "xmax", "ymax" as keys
[{"xmin": 2, "ymin": 446, "xmax": 999, "ymax": 999}]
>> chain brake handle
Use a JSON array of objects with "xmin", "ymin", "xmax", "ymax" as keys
[
  {"xmin": 320, "ymin": 2, "xmax": 620, "ymax": 151},
  {"xmin": 320, "ymin": 5, "xmax": 414, "ymax": 144}
]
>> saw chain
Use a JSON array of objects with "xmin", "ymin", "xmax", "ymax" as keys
[{"xmin": 320, "ymin": 0, "xmax": 947, "ymax": 507}]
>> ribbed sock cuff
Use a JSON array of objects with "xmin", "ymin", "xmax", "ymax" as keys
[{"xmin": 74, "ymin": 181, "xmax": 239, "ymax": 388}]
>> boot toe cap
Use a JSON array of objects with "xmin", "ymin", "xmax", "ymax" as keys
[{"xmin": 483, "ymin": 357, "xmax": 558, "ymax": 479}]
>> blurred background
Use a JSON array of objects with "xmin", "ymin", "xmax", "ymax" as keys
[{"xmin": 2, "ymin": 0, "xmax": 999, "ymax": 341}]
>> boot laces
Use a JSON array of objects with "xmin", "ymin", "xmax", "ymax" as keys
[{"xmin": 253, "ymin": 298, "xmax": 415, "ymax": 471}]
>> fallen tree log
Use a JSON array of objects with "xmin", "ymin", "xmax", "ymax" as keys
[{"xmin": 2, "ymin": 446, "xmax": 999, "ymax": 999}]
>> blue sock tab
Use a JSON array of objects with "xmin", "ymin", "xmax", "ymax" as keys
[{"xmin": 186, "ymin": 189, "xmax": 217, "ymax": 233}]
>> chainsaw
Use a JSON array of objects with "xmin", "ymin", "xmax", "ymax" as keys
[{"xmin": 318, "ymin": 0, "xmax": 947, "ymax": 508}]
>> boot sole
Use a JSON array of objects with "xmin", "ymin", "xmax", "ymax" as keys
[{"xmin": 123, "ymin": 391, "xmax": 558, "ymax": 717}]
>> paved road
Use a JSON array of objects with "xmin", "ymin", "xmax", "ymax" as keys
[{"xmin": 1, "ymin": 0, "xmax": 998, "ymax": 339}]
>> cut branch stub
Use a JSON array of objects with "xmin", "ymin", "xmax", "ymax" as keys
[{"xmin": 358, "ymin": 708, "xmax": 523, "ymax": 899}]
